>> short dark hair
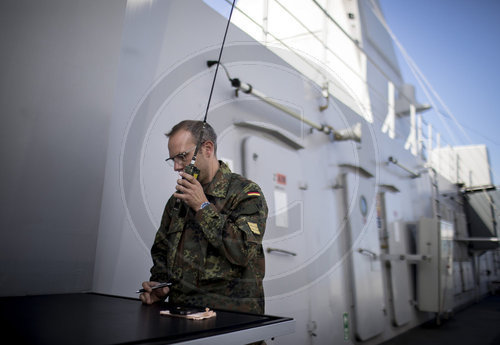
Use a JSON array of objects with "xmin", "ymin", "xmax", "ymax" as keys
[{"xmin": 165, "ymin": 120, "xmax": 217, "ymax": 154}]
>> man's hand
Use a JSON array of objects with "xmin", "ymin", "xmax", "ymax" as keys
[
  {"xmin": 174, "ymin": 171, "xmax": 208, "ymax": 211},
  {"xmin": 139, "ymin": 281, "xmax": 170, "ymax": 304}
]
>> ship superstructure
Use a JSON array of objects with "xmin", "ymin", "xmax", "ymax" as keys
[{"xmin": 1, "ymin": 1, "xmax": 498, "ymax": 344}]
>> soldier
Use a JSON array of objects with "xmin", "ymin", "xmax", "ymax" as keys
[{"xmin": 139, "ymin": 120, "xmax": 268, "ymax": 314}]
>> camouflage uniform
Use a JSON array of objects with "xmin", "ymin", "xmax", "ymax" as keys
[{"xmin": 150, "ymin": 161, "xmax": 268, "ymax": 314}]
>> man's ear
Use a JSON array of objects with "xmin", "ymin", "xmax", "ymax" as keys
[{"xmin": 202, "ymin": 141, "xmax": 215, "ymax": 157}]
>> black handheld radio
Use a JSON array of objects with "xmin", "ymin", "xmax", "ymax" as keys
[
  {"xmin": 173, "ymin": 164, "xmax": 200, "ymax": 218},
  {"xmin": 173, "ymin": 1, "xmax": 235, "ymax": 217},
  {"xmin": 173, "ymin": 132, "xmax": 202, "ymax": 218}
]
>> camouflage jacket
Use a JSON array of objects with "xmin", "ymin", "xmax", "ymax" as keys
[{"xmin": 150, "ymin": 161, "xmax": 268, "ymax": 314}]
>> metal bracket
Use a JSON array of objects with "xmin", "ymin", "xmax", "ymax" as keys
[{"xmin": 380, "ymin": 253, "xmax": 431, "ymax": 263}]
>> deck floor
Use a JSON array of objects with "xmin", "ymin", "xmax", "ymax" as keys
[{"xmin": 380, "ymin": 295, "xmax": 500, "ymax": 345}]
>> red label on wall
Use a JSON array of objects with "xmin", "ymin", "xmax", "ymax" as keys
[{"xmin": 276, "ymin": 173, "xmax": 287, "ymax": 185}]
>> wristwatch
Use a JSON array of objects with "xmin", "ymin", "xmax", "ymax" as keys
[{"xmin": 199, "ymin": 201, "xmax": 210, "ymax": 210}]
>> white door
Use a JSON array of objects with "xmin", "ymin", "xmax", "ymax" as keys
[{"xmin": 342, "ymin": 173, "xmax": 385, "ymax": 341}]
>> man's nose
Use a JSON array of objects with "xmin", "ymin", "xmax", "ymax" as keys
[{"xmin": 174, "ymin": 160, "xmax": 184, "ymax": 172}]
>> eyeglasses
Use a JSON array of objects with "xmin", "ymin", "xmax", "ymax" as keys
[{"xmin": 165, "ymin": 146, "xmax": 196, "ymax": 167}]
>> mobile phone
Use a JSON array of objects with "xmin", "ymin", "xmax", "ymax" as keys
[{"xmin": 169, "ymin": 306, "xmax": 204, "ymax": 315}]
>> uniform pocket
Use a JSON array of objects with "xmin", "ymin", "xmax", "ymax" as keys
[{"xmin": 199, "ymin": 245, "xmax": 241, "ymax": 281}]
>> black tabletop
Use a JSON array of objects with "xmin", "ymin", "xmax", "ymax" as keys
[{"xmin": 0, "ymin": 293, "xmax": 293, "ymax": 345}]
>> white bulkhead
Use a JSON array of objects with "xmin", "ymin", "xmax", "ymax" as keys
[{"xmin": 90, "ymin": 1, "xmax": 500, "ymax": 344}]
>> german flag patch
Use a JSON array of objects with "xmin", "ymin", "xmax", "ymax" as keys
[{"xmin": 247, "ymin": 192, "xmax": 261, "ymax": 197}]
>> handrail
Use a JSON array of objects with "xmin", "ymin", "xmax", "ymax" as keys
[
  {"xmin": 267, "ymin": 247, "xmax": 297, "ymax": 256},
  {"xmin": 357, "ymin": 248, "xmax": 377, "ymax": 260},
  {"xmin": 388, "ymin": 156, "xmax": 420, "ymax": 178},
  {"xmin": 207, "ymin": 61, "xmax": 362, "ymax": 142}
]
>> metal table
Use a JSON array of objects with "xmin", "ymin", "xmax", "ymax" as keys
[{"xmin": 0, "ymin": 293, "xmax": 294, "ymax": 344}]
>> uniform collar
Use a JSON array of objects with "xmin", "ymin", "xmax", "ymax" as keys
[{"xmin": 204, "ymin": 161, "xmax": 232, "ymax": 198}]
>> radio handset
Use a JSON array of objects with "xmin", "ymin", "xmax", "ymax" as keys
[
  {"xmin": 183, "ymin": 163, "xmax": 200, "ymax": 180},
  {"xmin": 173, "ymin": 159, "xmax": 200, "ymax": 218}
]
